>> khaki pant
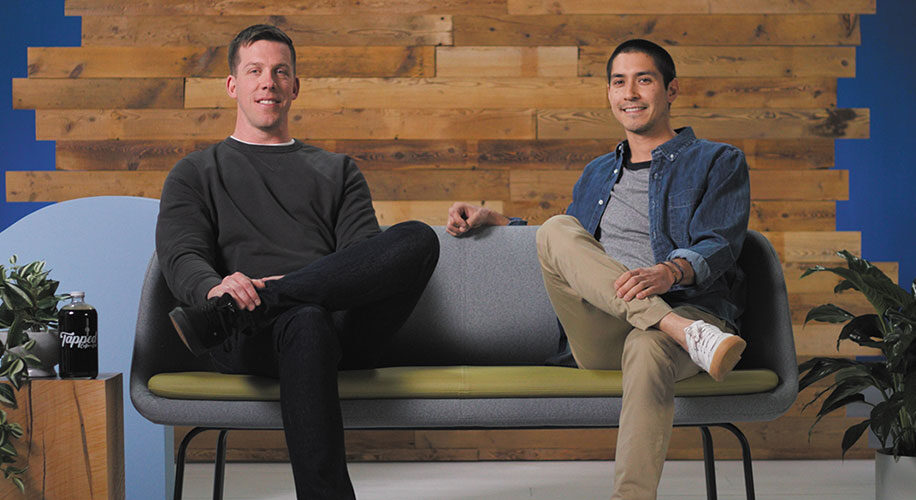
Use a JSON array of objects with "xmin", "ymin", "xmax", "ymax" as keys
[{"xmin": 536, "ymin": 215, "xmax": 732, "ymax": 500}]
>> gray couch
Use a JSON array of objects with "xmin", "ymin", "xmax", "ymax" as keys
[{"xmin": 131, "ymin": 226, "xmax": 797, "ymax": 499}]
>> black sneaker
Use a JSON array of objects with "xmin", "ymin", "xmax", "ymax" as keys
[{"xmin": 169, "ymin": 294, "xmax": 258, "ymax": 356}]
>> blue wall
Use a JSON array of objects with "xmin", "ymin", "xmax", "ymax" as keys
[
  {"xmin": 0, "ymin": 0, "xmax": 79, "ymax": 229},
  {"xmin": 836, "ymin": 1, "xmax": 916, "ymax": 287}
]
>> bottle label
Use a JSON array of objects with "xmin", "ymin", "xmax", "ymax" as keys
[{"xmin": 60, "ymin": 331, "xmax": 98, "ymax": 349}]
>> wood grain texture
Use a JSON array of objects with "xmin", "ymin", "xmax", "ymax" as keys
[
  {"xmin": 579, "ymin": 46, "xmax": 855, "ymax": 78},
  {"xmin": 509, "ymin": 0, "xmax": 875, "ymax": 15},
  {"xmin": 0, "ymin": 374, "xmax": 125, "ymax": 500},
  {"xmin": 67, "ymin": 0, "xmax": 507, "ymax": 16},
  {"xmin": 436, "ymin": 47, "xmax": 578, "ymax": 77},
  {"xmin": 453, "ymin": 14, "xmax": 861, "ymax": 46},
  {"xmin": 537, "ymin": 108, "xmax": 869, "ymax": 140},
  {"xmin": 36, "ymin": 109, "xmax": 536, "ymax": 140},
  {"xmin": 183, "ymin": 76, "xmax": 834, "ymax": 109},
  {"xmin": 52, "ymin": 138, "xmax": 833, "ymax": 172},
  {"xmin": 81, "ymin": 15, "xmax": 453, "ymax": 46},
  {"xmin": 6, "ymin": 169, "xmax": 508, "ymax": 203},
  {"xmin": 13, "ymin": 78, "xmax": 184, "ymax": 109},
  {"xmin": 27, "ymin": 46, "xmax": 434, "ymax": 78},
  {"xmin": 760, "ymin": 231, "xmax": 860, "ymax": 262},
  {"xmin": 373, "ymin": 200, "xmax": 503, "ymax": 225},
  {"xmin": 508, "ymin": 170, "xmax": 848, "ymax": 202},
  {"xmin": 749, "ymin": 201, "xmax": 835, "ymax": 231}
]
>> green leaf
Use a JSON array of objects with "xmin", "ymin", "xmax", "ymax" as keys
[
  {"xmin": 841, "ymin": 419, "xmax": 872, "ymax": 457},
  {"xmin": 837, "ymin": 314, "xmax": 884, "ymax": 349},
  {"xmin": 0, "ymin": 440, "xmax": 16, "ymax": 457},
  {"xmin": 870, "ymin": 398, "xmax": 904, "ymax": 446},
  {"xmin": 0, "ymin": 282, "xmax": 32, "ymax": 310},
  {"xmin": 12, "ymin": 476, "xmax": 23, "ymax": 493},
  {"xmin": 804, "ymin": 304, "xmax": 855, "ymax": 325},
  {"xmin": 0, "ymin": 385, "xmax": 15, "ymax": 408},
  {"xmin": 798, "ymin": 357, "xmax": 860, "ymax": 391}
]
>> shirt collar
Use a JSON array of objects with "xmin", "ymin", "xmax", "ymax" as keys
[{"xmin": 614, "ymin": 126, "xmax": 697, "ymax": 162}]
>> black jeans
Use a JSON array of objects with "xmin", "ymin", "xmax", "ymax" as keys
[{"xmin": 209, "ymin": 221, "xmax": 440, "ymax": 499}]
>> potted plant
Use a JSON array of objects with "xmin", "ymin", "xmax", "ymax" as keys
[
  {"xmin": 799, "ymin": 250, "xmax": 916, "ymax": 498},
  {"xmin": 0, "ymin": 255, "xmax": 70, "ymax": 492}
]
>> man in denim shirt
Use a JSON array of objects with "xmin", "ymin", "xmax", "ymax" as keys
[{"xmin": 447, "ymin": 39, "xmax": 750, "ymax": 500}]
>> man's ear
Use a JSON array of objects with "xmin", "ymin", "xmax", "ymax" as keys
[
  {"xmin": 291, "ymin": 77, "xmax": 300, "ymax": 100},
  {"xmin": 666, "ymin": 77, "xmax": 679, "ymax": 104},
  {"xmin": 226, "ymin": 74, "xmax": 237, "ymax": 99}
]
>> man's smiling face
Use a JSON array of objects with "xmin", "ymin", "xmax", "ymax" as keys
[
  {"xmin": 607, "ymin": 51, "xmax": 677, "ymax": 138},
  {"xmin": 226, "ymin": 39, "xmax": 299, "ymax": 143}
]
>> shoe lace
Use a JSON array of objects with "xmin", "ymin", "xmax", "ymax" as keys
[{"xmin": 689, "ymin": 323, "xmax": 722, "ymax": 365}]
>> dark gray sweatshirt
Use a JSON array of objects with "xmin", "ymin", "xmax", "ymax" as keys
[{"xmin": 155, "ymin": 137, "xmax": 380, "ymax": 306}]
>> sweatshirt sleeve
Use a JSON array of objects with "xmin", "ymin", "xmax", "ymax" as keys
[
  {"xmin": 155, "ymin": 159, "xmax": 224, "ymax": 306},
  {"xmin": 334, "ymin": 157, "xmax": 381, "ymax": 250}
]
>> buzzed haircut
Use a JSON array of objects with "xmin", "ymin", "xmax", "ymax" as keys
[
  {"xmin": 606, "ymin": 39, "xmax": 676, "ymax": 89},
  {"xmin": 228, "ymin": 24, "xmax": 297, "ymax": 75}
]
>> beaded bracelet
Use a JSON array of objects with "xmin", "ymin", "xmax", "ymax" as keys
[{"xmin": 661, "ymin": 261, "xmax": 682, "ymax": 285}]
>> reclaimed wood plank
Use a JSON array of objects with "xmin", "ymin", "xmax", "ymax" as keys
[
  {"xmin": 81, "ymin": 15, "xmax": 453, "ymax": 46},
  {"xmin": 508, "ymin": 0, "xmax": 875, "ymax": 15},
  {"xmin": 479, "ymin": 139, "xmax": 834, "ymax": 170},
  {"xmin": 28, "ymin": 46, "xmax": 435, "ymax": 78},
  {"xmin": 184, "ymin": 76, "xmax": 834, "ymax": 109},
  {"xmin": 509, "ymin": 170, "xmax": 848, "ymax": 202},
  {"xmin": 760, "ymin": 231, "xmax": 860, "ymax": 263},
  {"xmin": 750, "ymin": 170, "xmax": 848, "ymax": 201},
  {"xmin": 373, "ymin": 200, "xmax": 504, "ymax": 225},
  {"xmin": 537, "ymin": 108, "xmax": 869, "ymax": 140},
  {"xmin": 437, "ymin": 47, "xmax": 578, "ymax": 77},
  {"xmin": 749, "ymin": 201, "xmax": 835, "ymax": 231},
  {"xmin": 453, "ymin": 14, "xmax": 861, "ymax": 46},
  {"xmin": 54, "ymin": 140, "xmax": 336, "ymax": 171},
  {"xmin": 53, "ymin": 138, "xmax": 832, "ymax": 172},
  {"xmin": 67, "ymin": 0, "xmax": 507, "ymax": 16},
  {"xmin": 35, "ymin": 109, "xmax": 536, "ymax": 140},
  {"xmin": 6, "ymin": 170, "xmax": 509, "ymax": 202},
  {"xmin": 579, "ymin": 46, "xmax": 856, "ymax": 78},
  {"xmin": 362, "ymin": 170, "xmax": 509, "ymax": 200},
  {"xmin": 186, "ymin": 77, "xmax": 607, "ymax": 109},
  {"xmin": 12, "ymin": 78, "xmax": 184, "ymax": 109}
]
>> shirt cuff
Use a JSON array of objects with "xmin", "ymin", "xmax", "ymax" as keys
[{"xmin": 667, "ymin": 248, "xmax": 710, "ymax": 287}]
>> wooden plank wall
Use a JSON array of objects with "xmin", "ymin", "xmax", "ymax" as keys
[{"xmin": 10, "ymin": 0, "xmax": 886, "ymax": 461}]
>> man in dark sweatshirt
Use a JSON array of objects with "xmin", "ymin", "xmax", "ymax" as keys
[{"xmin": 155, "ymin": 24, "xmax": 439, "ymax": 499}]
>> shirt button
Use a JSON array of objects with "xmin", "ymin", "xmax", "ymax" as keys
[
  {"xmin": 598, "ymin": 199, "xmax": 604, "ymax": 205},
  {"xmin": 669, "ymin": 154, "xmax": 675, "ymax": 160},
  {"xmin": 653, "ymin": 173, "xmax": 659, "ymax": 179}
]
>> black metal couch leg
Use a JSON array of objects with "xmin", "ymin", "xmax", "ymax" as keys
[
  {"xmin": 174, "ymin": 427, "xmax": 209, "ymax": 500},
  {"xmin": 699, "ymin": 426, "xmax": 718, "ymax": 500},
  {"xmin": 213, "ymin": 429, "xmax": 230, "ymax": 500},
  {"xmin": 715, "ymin": 423, "xmax": 756, "ymax": 500}
]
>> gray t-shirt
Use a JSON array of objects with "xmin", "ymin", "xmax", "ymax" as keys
[{"xmin": 598, "ymin": 159, "xmax": 653, "ymax": 270}]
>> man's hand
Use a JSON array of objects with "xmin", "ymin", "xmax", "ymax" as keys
[
  {"xmin": 614, "ymin": 264, "xmax": 676, "ymax": 301},
  {"xmin": 446, "ymin": 202, "xmax": 510, "ymax": 236},
  {"xmin": 207, "ymin": 272, "xmax": 284, "ymax": 311}
]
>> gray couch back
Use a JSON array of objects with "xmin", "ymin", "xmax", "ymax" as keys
[{"xmin": 381, "ymin": 226, "xmax": 559, "ymax": 366}]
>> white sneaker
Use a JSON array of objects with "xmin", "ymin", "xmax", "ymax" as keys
[{"xmin": 684, "ymin": 320, "xmax": 746, "ymax": 382}]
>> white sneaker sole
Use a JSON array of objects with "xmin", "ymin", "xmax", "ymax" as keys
[{"xmin": 707, "ymin": 335, "xmax": 747, "ymax": 382}]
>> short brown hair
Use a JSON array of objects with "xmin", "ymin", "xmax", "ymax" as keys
[{"xmin": 228, "ymin": 24, "xmax": 296, "ymax": 75}]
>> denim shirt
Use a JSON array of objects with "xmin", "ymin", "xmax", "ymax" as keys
[{"xmin": 542, "ymin": 127, "xmax": 750, "ymax": 366}]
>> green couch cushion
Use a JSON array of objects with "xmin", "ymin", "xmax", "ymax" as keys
[{"xmin": 148, "ymin": 366, "xmax": 779, "ymax": 401}]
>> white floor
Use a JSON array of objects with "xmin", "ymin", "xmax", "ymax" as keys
[{"xmin": 182, "ymin": 459, "xmax": 874, "ymax": 499}]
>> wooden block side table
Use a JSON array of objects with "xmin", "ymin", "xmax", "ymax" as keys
[{"xmin": 0, "ymin": 373, "xmax": 125, "ymax": 500}]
